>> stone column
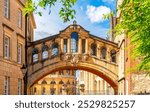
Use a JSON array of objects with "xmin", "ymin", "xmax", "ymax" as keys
[
  {"xmin": 78, "ymin": 37, "xmax": 82, "ymax": 54},
  {"xmin": 97, "ymin": 80, "xmax": 100, "ymax": 94},
  {"xmin": 91, "ymin": 73, "xmax": 95, "ymax": 94},
  {"xmin": 61, "ymin": 38, "xmax": 64, "ymax": 53},
  {"xmin": 107, "ymin": 47, "xmax": 110, "ymax": 62},
  {"xmin": 97, "ymin": 45, "xmax": 100, "ymax": 58},
  {"xmin": 100, "ymin": 79, "xmax": 104, "ymax": 95},
  {"xmin": 85, "ymin": 38, "xmax": 88, "ymax": 54},
  {"xmin": 56, "ymin": 82, "xmax": 59, "ymax": 95},
  {"xmin": 67, "ymin": 38, "xmax": 71, "ymax": 53},
  {"xmin": 62, "ymin": 85, "xmax": 67, "ymax": 95}
]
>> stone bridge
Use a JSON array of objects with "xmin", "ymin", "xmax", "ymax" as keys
[{"xmin": 27, "ymin": 21, "xmax": 119, "ymax": 94}]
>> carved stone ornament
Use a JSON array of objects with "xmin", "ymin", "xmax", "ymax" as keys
[
  {"xmin": 70, "ymin": 54, "xmax": 81, "ymax": 65},
  {"xmin": 82, "ymin": 54, "xmax": 89, "ymax": 61}
]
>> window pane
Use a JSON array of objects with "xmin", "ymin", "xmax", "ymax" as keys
[
  {"xmin": 5, "ymin": 76, "xmax": 10, "ymax": 95},
  {"xmin": 71, "ymin": 32, "xmax": 78, "ymax": 53},
  {"xmin": 52, "ymin": 43, "xmax": 58, "ymax": 56},
  {"xmin": 101, "ymin": 47, "xmax": 106, "ymax": 59},
  {"xmin": 91, "ymin": 43, "xmax": 96, "ymax": 56},
  {"xmin": 32, "ymin": 48, "xmax": 38, "ymax": 62},
  {"xmin": 64, "ymin": 39, "xmax": 67, "ymax": 53},
  {"xmin": 18, "ymin": 10, "xmax": 22, "ymax": 28},
  {"xmin": 4, "ymin": 0, "xmax": 9, "ymax": 18},
  {"xmin": 18, "ymin": 44, "xmax": 22, "ymax": 63},
  {"xmin": 4, "ymin": 36, "xmax": 10, "ymax": 59},
  {"xmin": 42, "ymin": 51, "xmax": 48, "ymax": 59},
  {"xmin": 42, "ymin": 45, "xmax": 48, "ymax": 60},
  {"xmin": 111, "ymin": 50, "xmax": 116, "ymax": 63}
]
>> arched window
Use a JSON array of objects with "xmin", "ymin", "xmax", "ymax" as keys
[
  {"xmin": 32, "ymin": 48, "xmax": 38, "ymax": 63},
  {"xmin": 91, "ymin": 43, "xmax": 97, "ymax": 56},
  {"xmin": 41, "ymin": 80, "xmax": 47, "ymax": 84},
  {"xmin": 34, "ymin": 87, "xmax": 37, "ymax": 93},
  {"xmin": 101, "ymin": 47, "xmax": 107, "ymax": 59},
  {"xmin": 110, "ymin": 50, "xmax": 116, "ymax": 63},
  {"xmin": 60, "ymin": 87, "xmax": 62, "ymax": 93},
  {"xmin": 42, "ymin": 45, "xmax": 48, "ymax": 60},
  {"xmin": 66, "ymin": 80, "xmax": 70, "ymax": 85},
  {"xmin": 42, "ymin": 87, "xmax": 46, "ymax": 94},
  {"xmin": 50, "ymin": 80, "xmax": 56, "ymax": 84},
  {"xmin": 59, "ymin": 80, "xmax": 64, "ymax": 84},
  {"xmin": 64, "ymin": 39, "xmax": 68, "ymax": 53},
  {"xmin": 71, "ymin": 32, "xmax": 78, "ymax": 53},
  {"xmin": 51, "ymin": 43, "xmax": 59, "ymax": 56}
]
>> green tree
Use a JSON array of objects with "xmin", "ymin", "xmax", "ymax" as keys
[
  {"xmin": 24, "ymin": 0, "xmax": 77, "ymax": 22},
  {"xmin": 115, "ymin": 0, "xmax": 150, "ymax": 74}
]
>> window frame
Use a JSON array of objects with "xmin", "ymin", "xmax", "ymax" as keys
[
  {"xmin": 4, "ymin": 36, "xmax": 10, "ymax": 59},
  {"xmin": 64, "ymin": 39, "xmax": 68, "ymax": 53},
  {"xmin": 4, "ymin": 0, "xmax": 10, "ymax": 19},
  {"xmin": 110, "ymin": 50, "xmax": 117, "ymax": 63},
  {"xmin": 17, "ymin": 43, "xmax": 22, "ymax": 64},
  {"xmin": 101, "ymin": 47, "xmax": 107, "ymax": 60},
  {"xmin": 51, "ymin": 43, "xmax": 59, "ymax": 57},
  {"xmin": 32, "ymin": 48, "xmax": 39, "ymax": 63},
  {"xmin": 91, "ymin": 43, "xmax": 97, "ymax": 56},
  {"xmin": 42, "ymin": 45, "xmax": 49, "ymax": 60},
  {"xmin": 4, "ymin": 76, "xmax": 10, "ymax": 95},
  {"xmin": 71, "ymin": 32, "xmax": 78, "ymax": 53},
  {"xmin": 18, "ymin": 9, "xmax": 22, "ymax": 28}
]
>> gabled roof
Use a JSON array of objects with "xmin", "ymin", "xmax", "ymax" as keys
[{"xmin": 30, "ymin": 22, "xmax": 118, "ymax": 47}]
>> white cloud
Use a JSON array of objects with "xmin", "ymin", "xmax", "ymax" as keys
[{"xmin": 86, "ymin": 5, "xmax": 111, "ymax": 23}]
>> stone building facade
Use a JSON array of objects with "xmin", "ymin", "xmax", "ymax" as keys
[
  {"xmin": 78, "ymin": 70, "xmax": 114, "ymax": 95},
  {"xmin": 31, "ymin": 70, "xmax": 76, "ymax": 95},
  {"xmin": 0, "ymin": 0, "xmax": 36, "ymax": 95},
  {"xmin": 110, "ymin": 0, "xmax": 150, "ymax": 95}
]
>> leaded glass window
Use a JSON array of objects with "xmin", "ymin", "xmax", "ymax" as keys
[
  {"xmin": 91, "ymin": 43, "xmax": 97, "ymax": 56},
  {"xmin": 52, "ymin": 43, "xmax": 59, "ymax": 56},
  {"xmin": 32, "ymin": 48, "xmax": 38, "ymax": 62},
  {"xmin": 71, "ymin": 32, "xmax": 78, "ymax": 53},
  {"xmin": 42, "ymin": 45, "xmax": 48, "ymax": 60},
  {"xmin": 64, "ymin": 39, "xmax": 68, "ymax": 53}
]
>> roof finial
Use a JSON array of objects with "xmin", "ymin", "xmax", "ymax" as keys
[{"xmin": 73, "ymin": 20, "xmax": 77, "ymax": 25}]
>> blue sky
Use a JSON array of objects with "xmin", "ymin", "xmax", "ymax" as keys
[{"xmin": 34, "ymin": 0, "xmax": 116, "ymax": 40}]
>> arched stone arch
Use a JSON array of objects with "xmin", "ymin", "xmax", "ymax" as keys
[{"xmin": 28, "ymin": 61, "xmax": 118, "ymax": 94}]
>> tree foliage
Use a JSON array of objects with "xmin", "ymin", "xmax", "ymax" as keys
[
  {"xmin": 115, "ymin": 0, "xmax": 150, "ymax": 74},
  {"xmin": 24, "ymin": 0, "xmax": 77, "ymax": 22}
]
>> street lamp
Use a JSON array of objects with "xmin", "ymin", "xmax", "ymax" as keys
[
  {"xmin": 20, "ymin": 13, "xmax": 28, "ymax": 95},
  {"xmin": 20, "ymin": 64, "xmax": 27, "ymax": 76}
]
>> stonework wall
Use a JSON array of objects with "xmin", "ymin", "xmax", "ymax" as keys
[
  {"xmin": 0, "ymin": 0, "xmax": 35, "ymax": 95},
  {"xmin": 78, "ymin": 70, "xmax": 114, "ymax": 95}
]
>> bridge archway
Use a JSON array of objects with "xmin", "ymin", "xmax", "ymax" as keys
[
  {"xmin": 28, "ymin": 60, "xmax": 118, "ymax": 94},
  {"xmin": 27, "ymin": 22, "xmax": 119, "ymax": 95}
]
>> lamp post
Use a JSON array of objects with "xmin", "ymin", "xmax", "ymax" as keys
[
  {"xmin": 20, "ymin": 13, "xmax": 28, "ymax": 95},
  {"xmin": 21, "ymin": 64, "xmax": 27, "ymax": 95}
]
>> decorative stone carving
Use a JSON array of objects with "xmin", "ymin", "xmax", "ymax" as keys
[
  {"xmin": 82, "ymin": 54, "xmax": 89, "ymax": 61},
  {"xmin": 70, "ymin": 54, "xmax": 81, "ymax": 65}
]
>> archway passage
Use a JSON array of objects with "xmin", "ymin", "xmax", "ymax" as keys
[{"xmin": 28, "ymin": 61, "xmax": 118, "ymax": 95}]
